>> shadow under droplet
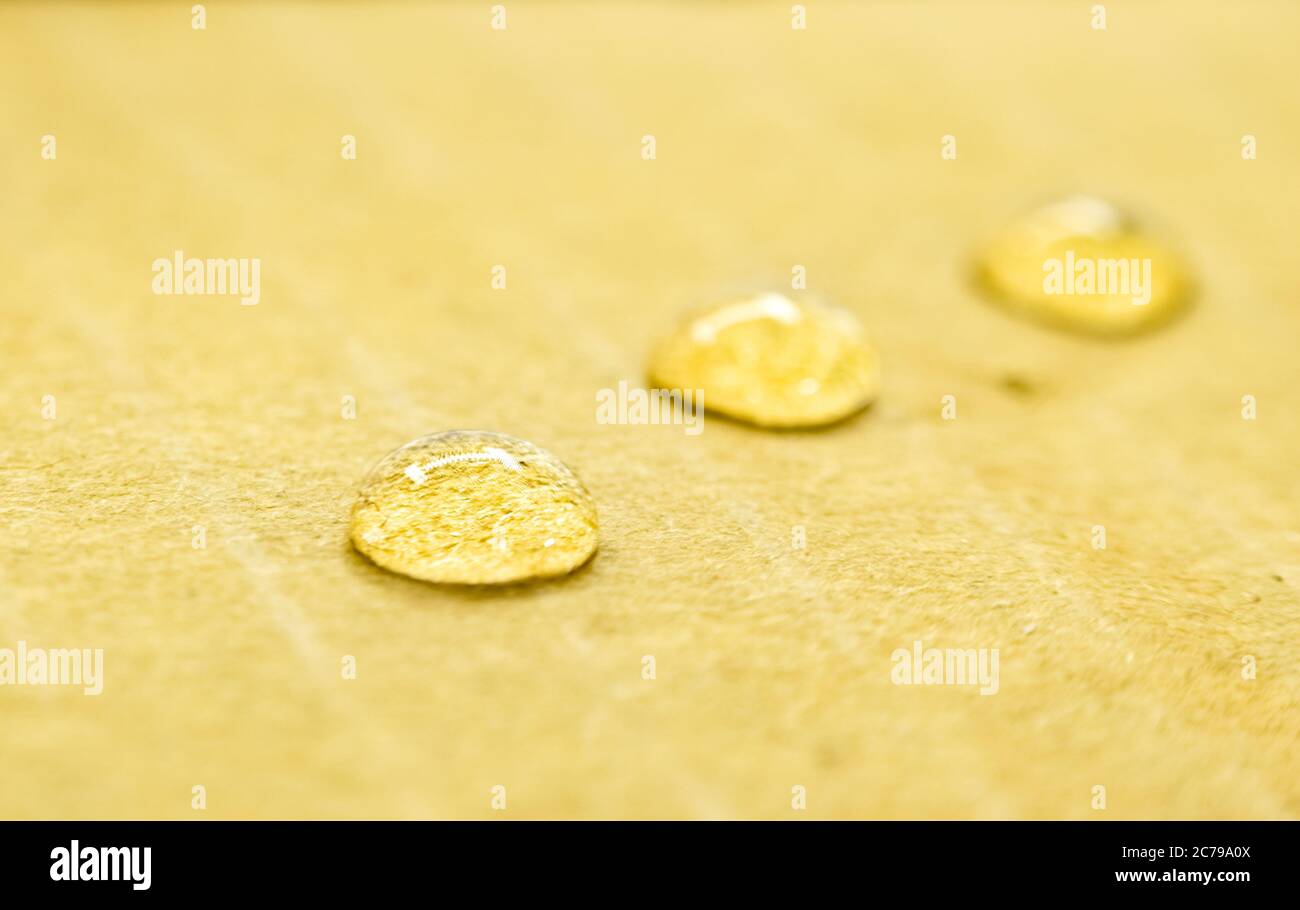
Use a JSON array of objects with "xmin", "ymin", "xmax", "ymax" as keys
[
  {"xmin": 343, "ymin": 537, "xmax": 598, "ymax": 603},
  {"xmin": 697, "ymin": 399, "xmax": 877, "ymax": 435}
]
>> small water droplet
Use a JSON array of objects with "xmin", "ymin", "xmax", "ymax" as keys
[
  {"xmin": 647, "ymin": 292, "xmax": 880, "ymax": 427},
  {"xmin": 975, "ymin": 195, "xmax": 1191, "ymax": 334},
  {"xmin": 350, "ymin": 430, "xmax": 598, "ymax": 584}
]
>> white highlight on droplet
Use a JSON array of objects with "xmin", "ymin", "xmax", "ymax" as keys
[
  {"xmin": 689, "ymin": 292, "xmax": 803, "ymax": 344},
  {"xmin": 406, "ymin": 446, "xmax": 523, "ymax": 486}
]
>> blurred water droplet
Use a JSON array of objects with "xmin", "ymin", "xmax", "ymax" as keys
[
  {"xmin": 648, "ymin": 292, "xmax": 880, "ymax": 427},
  {"xmin": 975, "ymin": 195, "xmax": 1191, "ymax": 334}
]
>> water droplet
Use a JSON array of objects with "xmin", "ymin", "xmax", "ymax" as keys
[
  {"xmin": 975, "ymin": 195, "xmax": 1191, "ymax": 334},
  {"xmin": 647, "ymin": 292, "xmax": 880, "ymax": 427},
  {"xmin": 350, "ymin": 430, "xmax": 598, "ymax": 584}
]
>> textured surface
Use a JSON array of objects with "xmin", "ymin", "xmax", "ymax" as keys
[{"xmin": 1, "ymin": 1, "xmax": 1298, "ymax": 819}]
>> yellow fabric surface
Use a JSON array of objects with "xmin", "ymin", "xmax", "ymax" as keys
[{"xmin": 1, "ymin": 1, "xmax": 1297, "ymax": 819}]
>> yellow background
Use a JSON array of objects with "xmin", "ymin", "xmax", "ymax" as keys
[{"xmin": 1, "ymin": 1, "xmax": 1297, "ymax": 819}]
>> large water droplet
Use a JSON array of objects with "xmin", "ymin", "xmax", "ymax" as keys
[
  {"xmin": 647, "ymin": 292, "xmax": 880, "ymax": 428},
  {"xmin": 350, "ymin": 430, "xmax": 598, "ymax": 584},
  {"xmin": 975, "ymin": 194, "xmax": 1191, "ymax": 334}
]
